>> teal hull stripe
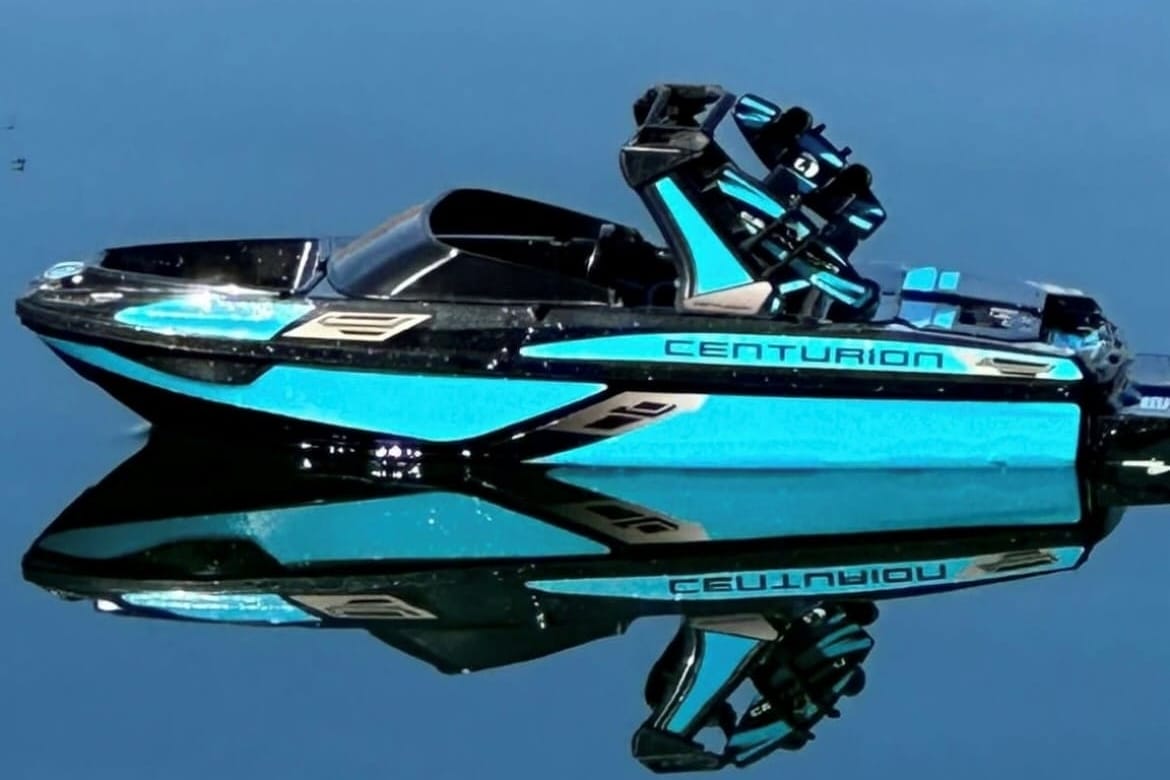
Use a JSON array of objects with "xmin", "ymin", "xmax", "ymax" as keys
[
  {"xmin": 38, "ymin": 493, "xmax": 609, "ymax": 563},
  {"xmin": 114, "ymin": 297, "xmax": 314, "ymax": 341},
  {"xmin": 667, "ymin": 633, "xmax": 760, "ymax": 732},
  {"xmin": 121, "ymin": 592, "xmax": 318, "ymax": 624},
  {"xmin": 44, "ymin": 338, "xmax": 606, "ymax": 442},
  {"xmin": 535, "ymin": 396, "xmax": 1082, "ymax": 469},
  {"xmin": 545, "ymin": 467, "xmax": 1082, "ymax": 538},
  {"xmin": 525, "ymin": 547, "xmax": 1087, "ymax": 600},
  {"xmin": 518, "ymin": 332, "xmax": 1083, "ymax": 381},
  {"xmin": 654, "ymin": 176, "xmax": 753, "ymax": 294}
]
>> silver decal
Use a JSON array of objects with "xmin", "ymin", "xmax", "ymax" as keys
[
  {"xmin": 975, "ymin": 356, "xmax": 1056, "ymax": 378},
  {"xmin": 958, "ymin": 549, "xmax": 1060, "ymax": 579},
  {"xmin": 539, "ymin": 391, "xmax": 707, "ymax": 437},
  {"xmin": 283, "ymin": 312, "xmax": 431, "ymax": 342},
  {"xmin": 551, "ymin": 499, "xmax": 709, "ymax": 544},
  {"xmin": 689, "ymin": 614, "xmax": 780, "ymax": 641},
  {"xmin": 289, "ymin": 594, "xmax": 437, "ymax": 620},
  {"xmin": 682, "ymin": 282, "xmax": 774, "ymax": 314}
]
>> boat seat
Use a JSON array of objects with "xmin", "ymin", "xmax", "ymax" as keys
[{"xmin": 585, "ymin": 223, "xmax": 678, "ymax": 307}]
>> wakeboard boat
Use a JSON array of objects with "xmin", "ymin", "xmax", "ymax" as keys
[{"xmin": 16, "ymin": 84, "xmax": 1170, "ymax": 469}]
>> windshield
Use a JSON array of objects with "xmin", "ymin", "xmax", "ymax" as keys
[
  {"xmin": 325, "ymin": 204, "xmax": 452, "ymax": 298},
  {"xmin": 324, "ymin": 191, "xmax": 661, "ymax": 305},
  {"xmin": 101, "ymin": 238, "xmax": 322, "ymax": 291}
]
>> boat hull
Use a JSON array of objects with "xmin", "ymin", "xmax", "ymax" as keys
[
  {"xmin": 17, "ymin": 265, "xmax": 1107, "ymax": 469},
  {"xmin": 23, "ymin": 438, "xmax": 1108, "ymax": 625},
  {"xmin": 38, "ymin": 332, "xmax": 1089, "ymax": 469}
]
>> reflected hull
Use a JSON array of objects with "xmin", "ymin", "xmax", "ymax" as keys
[{"xmin": 23, "ymin": 435, "xmax": 1124, "ymax": 632}]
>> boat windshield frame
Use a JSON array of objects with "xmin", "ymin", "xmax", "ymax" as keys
[{"xmin": 324, "ymin": 190, "xmax": 664, "ymax": 306}]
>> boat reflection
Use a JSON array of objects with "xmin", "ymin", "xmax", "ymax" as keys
[{"xmin": 21, "ymin": 434, "xmax": 1166, "ymax": 772}]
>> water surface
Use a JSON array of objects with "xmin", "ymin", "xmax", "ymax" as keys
[{"xmin": 3, "ymin": 1, "xmax": 1170, "ymax": 778}]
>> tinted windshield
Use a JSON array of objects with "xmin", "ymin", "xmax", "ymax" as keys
[
  {"xmin": 325, "ymin": 191, "xmax": 639, "ymax": 305},
  {"xmin": 101, "ymin": 238, "xmax": 321, "ymax": 291},
  {"xmin": 325, "ymin": 204, "xmax": 453, "ymax": 298}
]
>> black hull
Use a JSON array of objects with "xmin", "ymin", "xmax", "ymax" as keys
[
  {"xmin": 21, "ymin": 432, "xmax": 1129, "ymax": 633},
  {"xmin": 21, "ymin": 524, "xmax": 1096, "ymax": 630},
  {"xmin": 46, "ymin": 342, "xmax": 1170, "ymax": 473},
  {"xmin": 20, "ymin": 298, "xmax": 1113, "ymax": 470},
  {"xmin": 19, "ymin": 296, "xmax": 1091, "ymax": 403}
]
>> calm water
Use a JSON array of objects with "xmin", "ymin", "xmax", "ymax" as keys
[{"xmin": 4, "ymin": 1, "xmax": 1170, "ymax": 778}]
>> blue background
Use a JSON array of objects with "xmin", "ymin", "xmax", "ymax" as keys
[{"xmin": 2, "ymin": 1, "xmax": 1169, "ymax": 777}]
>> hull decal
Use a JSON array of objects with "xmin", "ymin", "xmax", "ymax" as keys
[
  {"xmin": 535, "ymin": 391, "xmax": 707, "ymax": 437},
  {"xmin": 547, "ymin": 497, "xmax": 711, "ymax": 544},
  {"xmin": 519, "ymin": 332, "xmax": 1082, "ymax": 381},
  {"xmin": 114, "ymin": 296, "xmax": 313, "ymax": 341},
  {"xmin": 681, "ymin": 282, "xmax": 774, "ymax": 315},
  {"xmin": 533, "ymin": 396, "xmax": 1083, "ymax": 469},
  {"xmin": 546, "ymin": 467, "xmax": 1083, "ymax": 538},
  {"xmin": 44, "ymin": 338, "xmax": 607, "ymax": 442},
  {"xmin": 37, "ymin": 492, "xmax": 610, "ymax": 563},
  {"xmin": 524, "ymin": 547, "xmax": 1087, "ymax": 601},
  {"xmin": 288, "ymin": 594, "xmax": 438, "ymax": 620},
  {"xmin": 282, "ymin": 312, "xmax": 431, "ymax": 342},
  {"xmin": 120, "ymin": 591, "xmax": 319, "ymax": 624}
]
